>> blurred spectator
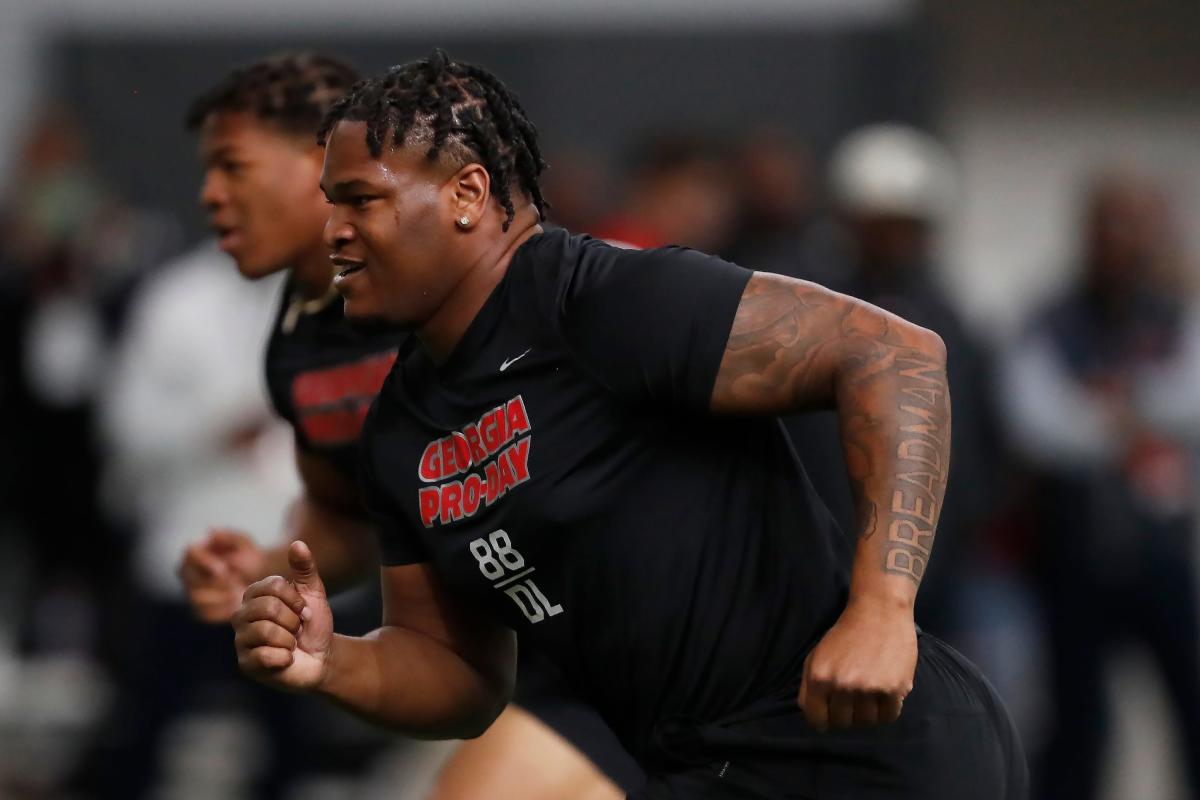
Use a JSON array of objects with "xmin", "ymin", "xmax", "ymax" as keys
[
  {"xmin": 540, "ymin": 147, "xmax": 614, "ymax": 234},
  {"xmin": 98, "ymin": 242, "xmax": 296, "ymax": 604},
  {"xmin": 723, "ymin": 127, "xmax": 820, "ymax": 267},
  {"xmin": 86, "ymin": 241, "xmax": 306, "ymax": 798},
  {"xmin": 1001, "ymin": 170, "xmax": 1200, "ymax": 800},
  {"xmin": 592, "ymin": 134, "xmax": 737, "ymax": 251},
  {"xmin": 765, "ymin": 125, "xmax": 1005, "ymax": 643},
  {"xmin": 0, "ymin": 106, "xmax": 177, "ymax": 662}
]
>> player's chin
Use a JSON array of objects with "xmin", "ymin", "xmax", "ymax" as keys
[
  {"xmin": 340, "ymin": 288, "xmax": 387, "ymax": 325},
  {"xmin": 234, "ymin": 253, "xmax": 285, "ymax": 281},
  {"xmin": 334, "ymin": 269, "xmax": 380, "ymax": 316}
]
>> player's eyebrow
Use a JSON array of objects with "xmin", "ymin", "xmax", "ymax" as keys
[
  {"xmin": 321, "ymin": 179, "xmax": 376, "ymax": 200},
  {"xmin": 201, "ymin": 143, "xmax": 236, "ymax": 163}
]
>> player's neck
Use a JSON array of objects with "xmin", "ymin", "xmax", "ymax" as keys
[
  {"xmin": 291, "ymin": 243, "xmax": 335, "ymax": 300},
  {"xmin": 417, "ymin": 204, "xmax": 542, "ymax": 365}
]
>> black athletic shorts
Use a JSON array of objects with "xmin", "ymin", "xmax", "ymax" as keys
[
  {"xmin": 632, "ymin": 632, "xmax": 1028, "ymax": 799},
  {"xmin": 515, "ymin": 648, "xmax": 648, "ymax": 794}
]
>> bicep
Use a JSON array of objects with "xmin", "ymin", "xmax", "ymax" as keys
[
  {"xmin": 381, "ymin": 563, "xmax": 516, "ymax": 683},
  {"xmin": 710, "ymin": 272, "xmax": 883, "ymax": 414}
]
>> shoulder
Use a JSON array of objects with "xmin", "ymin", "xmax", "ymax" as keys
[
  {"xmin": 515, "ymin": 226, "xmax": 747, "ymax": 316},
  {"xmin": 504, "ymin": 226, "xmax": 600, "ymax": 331}
]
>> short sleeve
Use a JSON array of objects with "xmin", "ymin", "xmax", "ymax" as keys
[
  {"xmin": 550, "ymin": 237, "xmax": 752, "ymax": 409},
  {"xmin": 358, "ymin": 410, "xmax": 431, "ymax": 567}
]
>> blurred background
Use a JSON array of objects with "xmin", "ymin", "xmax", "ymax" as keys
[{"xmin": 1, "ymin": 0, "xmax": 1198, "ymax": 798}]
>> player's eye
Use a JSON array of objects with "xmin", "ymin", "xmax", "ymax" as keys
[{"xmin": 350, "ymin": 195, "xmax": 373, "ymax": 209}]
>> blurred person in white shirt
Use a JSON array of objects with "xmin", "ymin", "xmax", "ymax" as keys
[{"xmin": 91, "ymin": 241, "xmax": 302, "ymax": 799}]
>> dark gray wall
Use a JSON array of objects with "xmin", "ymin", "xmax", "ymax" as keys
[{"xmin": 55, "ymin": 26, "xmax": 931, "ymax": 241}]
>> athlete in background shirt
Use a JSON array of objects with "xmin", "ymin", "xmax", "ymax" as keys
[
  {"xmin": 231, "ymin": 51, "xmax": 1027, "ymax": 799},
  {"xmin": 176, "ymin": 53, "xmax": 633, "ymax": 799}
]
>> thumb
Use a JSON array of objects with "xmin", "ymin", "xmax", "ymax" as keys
[{"xmin": 287, "ymin": 540, "xmax": 325, "ymax": 595}]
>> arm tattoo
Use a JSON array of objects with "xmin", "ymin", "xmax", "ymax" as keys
[
  {"xmin": 882, "ymin": 356, "xmax": 950, "ymax": 582},
  {"xmin": 712, "ymin": 272, "xmax": 951, "ymax": 588}
]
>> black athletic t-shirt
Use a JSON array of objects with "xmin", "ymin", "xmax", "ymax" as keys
[
  {"xmin": 264, "ymin": 282, "xmax": 406, "ymax": 479},
  {"xmin": 360, "ymin": 229, "xmax": 850, "ymax": 758}
]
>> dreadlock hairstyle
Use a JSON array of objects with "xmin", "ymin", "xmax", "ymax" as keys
[
  {"xmin": 186, "ymin": 52, "xmax": 361, "ymax": 138},
  {"xmin": 317, "ymin": 49, "xmax": 549, "ymax": 231}
]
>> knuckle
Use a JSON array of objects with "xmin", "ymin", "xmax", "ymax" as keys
[
  {"xmin": 810, "ymin": 670, "xmax": 834, "ymax": 687},
  {"xmin": 836, "ymin": 677, "xmax": 864, "ymax": 693}
]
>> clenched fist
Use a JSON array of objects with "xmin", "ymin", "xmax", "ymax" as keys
[
  {"xmin": 798, "ymin": 597, "xmax": 917, "ymax": 730},
  {"xmin": 178, "ymin": 529, "xmax": 268, "ymax": 623},
  {"xmin": 232, "ymin": 541, "xmax": 334, "ymax": 692}
]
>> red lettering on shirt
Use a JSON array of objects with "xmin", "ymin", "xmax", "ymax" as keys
[
  {"xmin": 453, "ymin": 430, "xmax": 475, "ymax": 471},
  {"xmin": 440, "ymin": 480, "xmax": 464, "ymax": 524},
  {"xmin": 482, "ymin": 412, "xmax": 502, "ymax": 454},
  {"xmin": 507, "ymin": 397, "xmax": 531, "ymax": 436},
  {"xmin": 464, "ymin": 423, "xmax": 487, "ymax": 463},
  {"xmin": 463, "ymin": 473, "xmax": 483, "ymax": 517},
  {"xmin": 497, "ymin": 448, "xmax": 517, "ymax": 495},
  {"xmin": 485, "ymin": 460, "xmax": 502, "ymax": 505},
  {"xmin": 508, "ymin": 437, "xmax": 531, "ymax": 482},
  {"xmin": 419, "ymin": 441, "xmax": 442, "ymax": 482},
  {"xmin": 414, "ymin": 395, "xmax": 533, "ymax": 527},
  {"xmin": 419, "ymin": 487, "xmax": 440, "ymax": 528},
  {"xmin": 292, "ymin": 350, "xmax": 397, "ymax": 445}
]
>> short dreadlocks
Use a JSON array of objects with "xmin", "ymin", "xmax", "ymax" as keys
[
  {"xmin": 186, "ymin": 52, "xmax": 360, "ymax": 138},
  {"xmin": 317, "ymin": 49, "xmax": 549, "ymax": 231}
]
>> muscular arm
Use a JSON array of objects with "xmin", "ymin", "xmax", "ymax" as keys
[
  {"xmin": 711, "ymin": 271, "xmax": 950, "ymax": 608},
  {"xmin": 258, "ymin": 449, "xmax": 377, "ymax": 591},
  {"xmin": 317, "ymin": 563, "xmax": 516, "ymax": 739}
]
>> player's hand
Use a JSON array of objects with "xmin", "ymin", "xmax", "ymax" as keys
[
  {"xmin": 232, "ymin": 541, "xmax": 334, "ymax": 692},
  {"xmin": 178, "ymin": 528, "xmax": 267, "ymax": 623},
  {"xmin": 798, "ymin": 596, "xmax": 917, "ymax": 731}
]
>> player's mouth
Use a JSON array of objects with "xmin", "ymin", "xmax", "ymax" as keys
[
  {"xmin": 331, "ymin": 255, "xmax": 367, "ymax": 287},
  {"xmin": 213, "ymin": 225, "xmax": 243, "ymax": 254}
]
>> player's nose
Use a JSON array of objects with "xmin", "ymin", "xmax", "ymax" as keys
[
  {"xmin": 324, "ymin": 208, "xmax": 356, "ymax": 251},
  {"xmin": 199, "ymin": 171, "xmax": 228, "ymax": 212}
]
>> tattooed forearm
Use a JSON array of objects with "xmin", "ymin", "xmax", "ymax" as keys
[
  {"xmin": 883, "ymin": 357, "xmax": 950, "ymax": 583},
  {"xmin": 712, "ymin": 272, "xmax": 951, "ymax": 597}
]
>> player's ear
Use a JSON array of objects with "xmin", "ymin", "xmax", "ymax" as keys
[{"xmin": 449, "ymin": 163, "xmax": 490, "ymax": 226}]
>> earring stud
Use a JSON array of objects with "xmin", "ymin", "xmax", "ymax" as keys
[{"xmin": 457, "ymin": 216, "xmax": 471, "ymax": 227}]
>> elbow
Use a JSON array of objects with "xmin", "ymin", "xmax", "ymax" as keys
[
  {"xmin": 386, "ymin": 694, "xmax": 506, "ymax": 741},
  {"xmin": 436, "ymin": 650, "xmax": 515, "ymax": 740},
  {"xmin": 453, "ymin": 701, "xmax": 506, "ymax": 740},
  {"xmin": 434, "ymin": 678, "xmax": 512, "ymax": 740},
  {"xmin": 905, "ymin": 323, "xmax": 947, "ymax": 366}
]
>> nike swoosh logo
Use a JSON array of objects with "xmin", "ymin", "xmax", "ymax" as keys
[{"xmin": 499, "ymin": 348, "xmax": 532, "ymax": 372}]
